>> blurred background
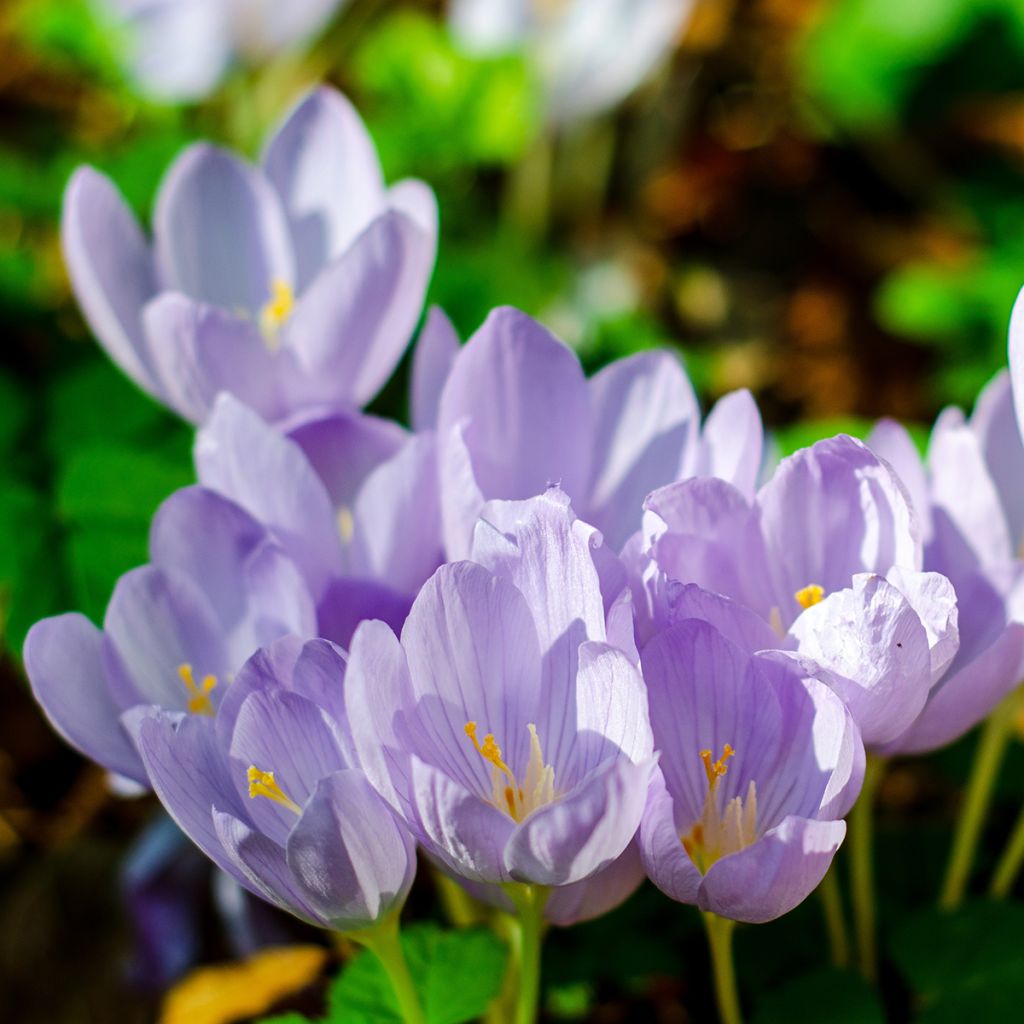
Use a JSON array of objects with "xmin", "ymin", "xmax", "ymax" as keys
[{"xmin": 4, "ymin": 0, "xmax": 1024, "ymax": 1020}]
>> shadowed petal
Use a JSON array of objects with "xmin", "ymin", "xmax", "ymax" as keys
[{"xmin": 638, "ymin": 768, "xmax": 702, "ymax": 905}]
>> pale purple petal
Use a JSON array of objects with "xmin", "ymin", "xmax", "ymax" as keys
[
  {"xmin": 411, "ymin": 307, "xmax": 460, "ymax": 432},
  {"xmin": 586, "ymin": 350, "xmax": 698, "ymax": 551},
  {"xmin": 23, "ymin": 614, "xmax": 143, "ymax": 781},
  {"xmin": 664, "ymin": 584, "xmax": 779, "ymax": 656},
  {"xmin": 693, "ymin": 389, "xmax": 764, "ymax": 499},
  {"xmin": 638, "ymin": 768, "xmax": 702, "ymax": 905},
  {"xmin": 699, "ymin": 816, "xmax": 846, "ymax": 924},
  {"xmin": 543, "ymin": 841, "xmax": 646, "ymax": 926},
  {"xmin": 867, "ymin": 418, "xmax": 931, "ymax": 541},
  {"xmin": 154, "ymin": 145, "xmax": 294, "ymax": 313},
  {"xmin": 884, "ymin": 567, "xmax": 959, "ymax": 685},
  {"xmin": 438, "ymin": 418, "xmax": 488, "ymax": 560},
  {"xmin": 387, "ymin": 179, "xmax": 439, "ymax": 238},
  {"xmin": 316, "ymin": 577, "xmax": 413, "ymax": 649},
  {"xmin": 1010, "ymin": 285, "xmax": 1024, "ymax": 451},
  {"xmin": 971, "ymin": 370, "xmax": 1024, "ymax": 547},
  {"xmin": 61, "ymin": 167, "xmax": 160, "ymax": 395}
]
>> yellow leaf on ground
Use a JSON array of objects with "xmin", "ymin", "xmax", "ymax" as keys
[{"xmin": 160, "ymin": 945, "xmax": 327, "ymax": 1024}]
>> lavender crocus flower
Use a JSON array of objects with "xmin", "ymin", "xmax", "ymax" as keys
[
  {"xmin": 102, "ymin": 0, "xmax": 349, "ymax": 102},
  {"xmin": 195, "ymin": 394, "xmax": 443, "ymax": 647},
  {"xmin": 449, "ymin": 0, "xmax": 694, "ymax": 124},
  {"xmin": 63, "ymin": 87, "xmax": 436, "ymax": 425},
  {"xmin": 637, "ymin": 435, "xmax": 960, "ymax": 749},
  {"xmin": 639, "ymin": 618, "xmax": 863, "ymax": 923},
  {"xmin": 432, "ymin": 305, "xmax": 763, "ymax": 557},
  {"xmin": 344, "ymin": 489, "xmax": 656, "ymax": 896},
  {"xmin": 23, "ymin": 486, "xmax": 315, "ymax": 783},
  {"xmin": 866, "ymin": 389, "xmax": 1024, "ymax": 755},
  {"xmin": 130, "ymin": 637, "xmax": 417, "ymax": 931}
]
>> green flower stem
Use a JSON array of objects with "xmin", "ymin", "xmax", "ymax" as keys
[
  {"xmin": 939, "ymin": 690, "xmax": 1019, "ymax": 908},
  {"xmin": 349, "ymin": 914, "xmax": 427, "ymax": 1024},
  {"xmin": 703, "ymin": 912, "xmax": 742, "ymax": 1024},
  {"xmin": 818, "ymin": 864, "xmax": 850, "ymax": 968},
  {"xmin": 991, "ymin": 799, "xmax": 1024, "ymax": 898},
  {"xmin": 850, "ymin": 754, "xmax": 886, "ymax": 983},
  {"xmin": 505, "ymin": 884, "xmax": 549, "ymax": 1024},
  {"xmin": 434, "ymin": 867, "xmax": 486, "ymax": 928}
]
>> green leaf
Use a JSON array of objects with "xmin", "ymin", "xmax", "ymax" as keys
[
  {"xmin": 750, "ymin": 968, "xmax": 884, "ymax": 1024},
  {"xmin": 326, "ymin": 925, "xmax": 507, "ymax": 1024}
]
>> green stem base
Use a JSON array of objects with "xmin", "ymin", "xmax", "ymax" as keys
[
  {"xmin": 703, "ymin": 912, "xmax": 742, "ymax": 1024},
  {"xmin": 349, "ymin": 914, "xmax": 427, "ymax": 1024},
  {"xmin": 850, "ymin": 754, "xmax": 886, "ymax": 983}
]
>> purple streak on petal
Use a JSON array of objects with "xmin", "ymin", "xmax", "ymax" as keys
[
  {"xmin": 699, "ymin": 816, "xmax": 845, "ymax": 924},
  {"xmin": 316, "ymin": 576, "xmax": 413, "ymax": 649},
  {"xmin": 437, "ymin": 307, "xmax": 592, "ymax": 514},
  {"xmin": 196, "ymin": 395, "xmax": 343, "ymax": 600},
  {"xmin": 262, "ymin": 87, "xmax": 386, "ymax": 289},
  {"xmin": 506, "ymin": 756, "xmax": 654, "ymax": 887},
  {"xmin": 153, "ymin": 144, "xmax": 294, "ymax": 313},
  {"xmin": 23, "ymin": 614, "xmax": 143, "ymax": 781},
  {"xmin": 408, "ymin": 756, "xmax": 514, "ymax": 884},
  {"xmin": 282, "ymin": 211, "xmax": 435, "ymax": 407},
  {"xmin": 61, "ymin": 167, "xmax": 160, "ymax": 395},
  {"xmin": 586, "ymin": 350, "xmax": 697, "ymax": 551},
  {"xmin": 638, "ymin": 767, "xmax": 702, "ymax": 905},
  {"xmin": 412, "ymin": 307, "xmax": 460, "ymax": 432},
  {"xmin": 286, "ymin": 769, "xmax": 416, "ymax": 931}
]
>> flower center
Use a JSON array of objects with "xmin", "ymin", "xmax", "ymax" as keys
[
  {"xmin": 177, "ymin": 663, "xmax": 217, "ymax": 716},
  {"xmin": 337, "ymin": 506, "xmax": 355, "ymax": 544},
  {"xmin": 464, "ymin": 722, "xmax": 556, "ymax": 822},
  {"xmin": 681, "ymin": 744, "xmax": 758, "ymax": 874},
  {"xmin": 795, "ymin": 583, "xmax": 825, "ymax": 609},
  {"xmin": 247, "ymin": 766, "xmax": 302, "ymax": 815},
  {"xmin": 259, "ymin": 278, "xmax": 294, "ymax": 350}
]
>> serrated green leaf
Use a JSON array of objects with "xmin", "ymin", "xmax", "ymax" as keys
[{"xmin": 326, "ymin": 925, "xmax": 507, "ymax": 1024}]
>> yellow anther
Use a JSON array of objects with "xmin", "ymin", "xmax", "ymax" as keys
[
  {"xmin": 177, "ymin": 663, "xmax": 217, "ymax": 716},
  {"xmin": 465, "ymin": 721, "xmax": 556, "ymax": 822},
  {"xmin": 795, "ymin": 584, "xmax": 825, "ymax": 609},
  {"xmin": 259, "ymin": 278, "xmax": 294, "ymax": 349},
  {"xmin": 247, "ymin": 766, "xmax": 302, "ymax": 815},
  {"xmin": 700, "ymin": 744, "xmax": 735, "ymax": 787}
]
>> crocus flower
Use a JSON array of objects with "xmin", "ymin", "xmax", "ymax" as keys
[
  {"xmin": 195, "ymin": 394, "xmax": 443, "ymax": 646},
  {"xmin": 639, "ymin": 618, "xmax": 863, "ymax": 923},
  {"xmin": 130, "ymin": 637, "xmax": 417, "ymax": 931},
  {"xmin": 637, "ymin": 435, "xmax": 960, "ymax": 749},
  {"xmin": 449, "ymin": 0, "xmax": 694, "ymax": 124},
  {"xmin": 101, "ymin": 0, "xmax": 349, "ymax": 102},
  {"xmin": 434, "ymin": 305, "xmax": 763, "ymax": 557},
  {"xmin": 344, "ymin": 489, "xmax": 656, "ymax": 893},
  {"xmin": 866, "ymin": 389, "xmax": 1024, "ymax": 755},
  {"xmin": 62, "ymin": 87, "xmax": 436, "ymax": 425},
  {"xmin": 23, "ymin": 486, "xmax": 315, "ymax": 783}
]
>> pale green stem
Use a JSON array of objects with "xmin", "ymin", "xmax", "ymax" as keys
[
  {"xmin": 939, "ymin": 691, "xmax": 1019, "ymax": 908},
  {"xmin": 991, "ymin": 800, "xmax": 1024, "ymax": 898},
  {"xmin": 703, "ymin": 912, "xmax": 742, "ymax": 1024},
  {"xmin": 850, "ymin": 754, "xmax": 886, "ymax": 983},
  {"xmin": 434, "ymin": 867, "xmax": 486, "ymax": 928},
  {"xmin": 484, "ymin": 910, "xmax": 522, "ymax": 1024},
  {"xmin": 818, "ymin": 864, "xmax": 850, "ymax": 968},
  {"xmin": 349, "ymin": 914, "xmax": 427, "ymax": 1024},
  {"xmin": 503, "ymin": 132, "xmax": 554, "ymax": 241},
  {"xmin": 505, "ymin": 884, "xmax": 549, "ymax": 1024}
]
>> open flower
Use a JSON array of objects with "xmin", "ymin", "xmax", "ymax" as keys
[
  {"xmin": 449, "ymin": 0, "xmax": 694, "ymax": 124},
  {"xmin": 639, "ymin": 618, "xmax": 863, "ymax": 924},
  {"xmin": 23, "ymin": 487, "xmax": 315, "ymax": 783},
  {"xmin": 130, "ymin": 638, "xmax": 416, "ymax": 932},
  {"xmin": 101, "ymin": 0, "xmax": 349, "ymax": 102},
  {"xmin": 345, "ymin": 490, "xmax": 655, "ymax": 891},
  {"xmin": 62, "ymin": 87, "xmax": 436, "ymax": 425},
  {"xmin": 434, "ymin": 305, "xmax": 763, "ymax": 556},
  {"xmin": 195, "ymin": 394, "xmax": 443, "ymax": 647},
  {"xmin": 637, "ymin": 435, "xmax": 959, "ymax": 748}
]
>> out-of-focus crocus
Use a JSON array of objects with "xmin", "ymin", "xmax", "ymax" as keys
[
  {"xmin": 449, "ymin": 0, "xmax": 694, "ymax": 124},
  {"xmin": 24, "ymin": 487, "xmax": 315, "ymax": 784},
  {"xmin": 195, "ymin": 394, "xmax": 443, "ymax": 647},
  {"xmin": 866, "ymin": 387, "xmax": 1024, "ymax": 756},
  {"xmin": 639, "ymin": 618, "xmax": 863, "ymax": 923},
  {"xmin": 638, "ymin": 435, "xmax": 960, "ymax": 749},
  {"xmin": 130, "ymin": 637, "xmax": 418, "ymax": 934},
  {"xmin": 345, "ymin": 489, "xmax": 655, "ymax": 897},
  {"xmin": 432, "ymin": 306, "xmax": 763, "ymax": 557},
  {"xmin": 101, "ymin": 0, "xmax": 349, "ymax": 102},
  {"xmin": 62, "ymin": 87, "xmax": 436, "ymax": 425}
]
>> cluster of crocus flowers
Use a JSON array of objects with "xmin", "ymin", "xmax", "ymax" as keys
[{"xmin": 24, "ymin": 84, "xmax": 1024, "ymax": 1023}]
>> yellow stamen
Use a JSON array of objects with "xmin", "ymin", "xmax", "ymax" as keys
[
  {"xmin": 247, "ymin": 766, "xmax": 302, "ymax": 815},
  {"xmin": 700, "ymin": 744, "xmax": 735, "ymax": 786},
  {"xmin": 465, "ymin": 721, "xmax": 556, "ymax": 822},
  {"xmin": 795, "ymin": 583, "xmax": 825, "ymax": 609},
  {"xmin": 259, "ymin": 278, "xmax": 294, "ymax": 350},
  {"xmin": 177, "ymin": 663, "xmax": 217, "ymax": 716}
]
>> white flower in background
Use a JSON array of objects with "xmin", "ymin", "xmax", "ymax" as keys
[
  {"xmin": 100, "ymin": 0, "xmax": 350, "ymax": 101},
  {"xmin": 449, "ymin": 0, "xmax": 695, "ymax": 124}
]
